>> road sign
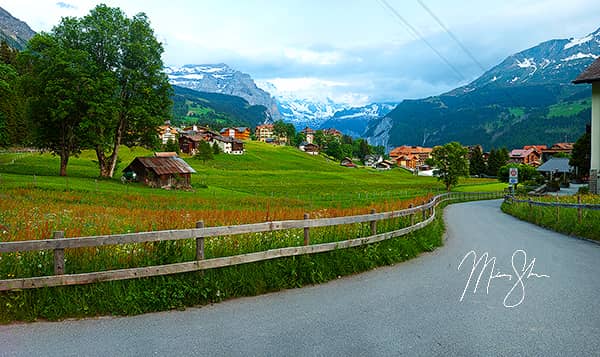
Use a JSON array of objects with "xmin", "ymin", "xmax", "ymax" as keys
[{"xmin": 509, "ymin": 167, "xmax": 518, "ymax": 184}]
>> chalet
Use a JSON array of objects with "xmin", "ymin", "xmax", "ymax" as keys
[
  {"xmin": 323, "ymin": 128, "xmax": 343, "ymax": 139},
  {"xmin": 389, "ymin": 146, "xmax": 433, "ymax": 169},
  {"xmin": 255, "ymin": 124, "xmax": 287, "ymax": 144},
  {"xmin": 363, "ymin": 154, "xmax": 383, "ymax": 167},
  {"xmin": 214, "ymin": 136, "xmax": 244, "ymax": 155},
  {"xmin": 523, "ymin": 145, "xmax": 547, "ymax": 156},
  {"xmin": 158, "ymin": 125, "xmax": 178, "ymax": 145},
  {"xmin": 301, "ymin": 127, "xmax": 315, "ymax": 144},
  {"xmin": 375, "ymin": 160, "xmax": 395, "ymax": 170},
  {"xmin": 541, "ymin": 143, "xmax": 574, "ymax": 161},
  {"xmin": 123, "ymin": 156, "xmax": 196, "ymax": 189},
  {"xmin": 221, "ymin": 127, "xmax": 251, "ymax": 141},
  {"xmin": 509, "ymin": 148, "xmax": 541, "ymax": 166},
  {"xmin": 340, "ymin": 157, "xmax": 356, "ymax": 167},
  {"xmin": 299, "ymin": 142, "xmax": 319, "ymax": 155},
  {"xmin": 395, "ymin": 154, "xmax": 419, "ymax": 169},
  {"xmin": 573, "ymin": 56, "xmax": 600, "ymax": 194},
  {"xmin": 179, "ymin": 134, "xmax": 208, "ymax": 155},
  {"xmin": 255, "ymin": 124, "xmax": 274, "ymax": 142}
]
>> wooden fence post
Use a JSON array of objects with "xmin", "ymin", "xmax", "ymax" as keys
[
  {"xmin": 409, "ymin": 204, "xmax": 415, "ymax": 226},
  {"xmin": 370, "ymin": 209, "xmax": 377, "ymax": 235},
  {"xmin": 53, "ymin": 231, "xmax": 65, "ymax": 275},
  {"xmin": 577, "ymin": 196, "xmax": 583, "ymax": 224},
  {"xmin": 196, "ymin": 221, "xmax": 204, "ymax": 260},
  {"xmin": 422, "ymin": 201, "xmax": 427, "ymax": 221},
  {"xmin": 304, "ymin": 213, "xmax": 310, "ymax": 245}
]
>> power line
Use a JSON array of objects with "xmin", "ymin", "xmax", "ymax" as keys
[
  {"xmin": 416, "ymin": 0, "xmax": 487, "ymax": 72},
  {"xmin": 376, "ymin": 0, "xmax": 467, "ymax": 82},
  {"xmin": 416, "ymin": 0, "xmax": 522, "ymax": 109}
]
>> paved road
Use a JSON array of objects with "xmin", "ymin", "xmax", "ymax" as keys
[{"xmin": 2, "ymin": 200, "xmax": 599, "ymax": 356}]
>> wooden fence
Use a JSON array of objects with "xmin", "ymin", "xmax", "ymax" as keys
[
  {"xmin": 0, "ymin": 191, "xmax": 504, "ymax": 291},
  {"xmin": 504, "ymin": 195, "xmax": 600, "ymax": 224}
]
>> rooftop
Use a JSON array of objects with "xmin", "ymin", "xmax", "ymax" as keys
[
  {"xmin": 125, "ymin": 157, "xmax": 196, "ymax": 175},
  {"xmin": 573, "ymin": 57, "xmax": 600, "ymax": 84},
  {"xmin": 537, "ymin": 158, "xmax": 573, "ymax": 173}
]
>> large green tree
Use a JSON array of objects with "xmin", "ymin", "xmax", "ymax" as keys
[
  {"xmin": 427, "ymin": 142, "xmax": 469, "ymax": 191},
  {"xmin": 22, "ymin": 33, "xmax": 105, "ymax": 176},
  {"xmin": 45, "ymin": 5, "xmax": 172, "ymax": 178},
  {"xmin": 570, "ymin": 131, "xmax": 591, "ymax": 179},
  {"xmin": 469, "ymin": 146, "xmax": 486, "ymax": 176},
  {"xmin": 486, "ymin": 148, "xmax": 509, "ymax": 177}
]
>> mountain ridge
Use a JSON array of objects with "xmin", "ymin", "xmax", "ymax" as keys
[
  {"xmin": 165, "ymin": 64, "xmax": 281, "ymax": 121},
  {"xmin": 0, "ymin": 6, "xmax": 35, "ymax": 50},
  {"xmin": 364, "ymin": 27, "xmax": 600, "ymax": 150}
]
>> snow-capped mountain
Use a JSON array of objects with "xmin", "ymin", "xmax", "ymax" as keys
[
  {"xmin": 256, "ymin": 80, "xmax": 346, "ymax": 128},
  {"xmin": 165, "ymin": 64, "xmax": 281, "ymax": 120},
  {"xmin": 451, "ymin": 27, "xmax": 600, "ymax": 94},
  {"xmin": 365, "ymin": 26, "xmax": 600, "ymax": 151},
  {"xmin": 318, "ymin": 103, "xmax": 396, "ymax": 137}
]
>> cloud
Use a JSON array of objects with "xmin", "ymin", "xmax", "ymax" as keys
[{"xmin": 56, "ymin": 2, "xmax": 76, "ymax": 9}]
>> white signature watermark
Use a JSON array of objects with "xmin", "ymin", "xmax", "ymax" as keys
[{"xmin": 458, "ymin": 249, "xmax": 550, "ymax": 308}]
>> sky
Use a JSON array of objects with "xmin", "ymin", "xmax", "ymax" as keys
[{"xmin": 1, "ymin": 0, "xmax": 599, "ymax": 106}]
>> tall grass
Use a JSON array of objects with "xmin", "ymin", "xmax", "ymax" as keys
[
  {"xmin": 501, "ymin": 195, "xmax": 600, "ymax": 241},
  {"xmin": 0, "ymin": 211, "xmax": 445, "ymax": 323}
]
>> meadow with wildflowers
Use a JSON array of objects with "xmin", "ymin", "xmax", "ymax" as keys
[{"xmin": 0, "ymin": 142, "xmax": 503, "ymax": 322}]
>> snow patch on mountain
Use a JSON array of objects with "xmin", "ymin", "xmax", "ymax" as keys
[
  {"xmin": 562, "ymin": 52, "xmax": 599, "ymax": 61},
  {"xmin": 516, "ymin": 58, "xmax": 536, "ymax": 69},
  {"xmin": 564, "ymin": 34, "xmax": 594, "ymax": 50}
]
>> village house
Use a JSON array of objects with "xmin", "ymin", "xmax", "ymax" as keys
[
  {"xmin": 221, "ymin": 127, "xmax": 251, "ymax": 141},
  {"xmin": 340, "ymin": 157, "xmax": 356, "ymax": 168},
  {"xmin": 178, "ymin": 134, "xmax": 207, "ymax": 155},
  {"xmin": 389, "ymin": 146, "xmax": 433, "ymax": 169},
  {"xmin": 509, "ymin": 148, "xmax": 541, "ymax": 166},
  {"xmin": 322, "ymin": 128, "xmax": 343, "ymax": 139},
  {"xmin": 375, "ymin": 160, "xmax": 395, "ymax": 170},
  {"xmin": 214, "ymin": 136, "xmax": 245, "ymax": 155},
  {"xmin": 541, "ymin": 143, "xmax": 574, "ymax": 161},
  {"xmin": 158, "ymin": 124, "xmax": 178, "ymax": 145},
  {"xmin": 123, "ymin": 156, "xmax": 196, "ymax": 189},
  {"xmin": 363, "ymin": 154, "xmax": 384, "ymax": 167},
  {"xmin": 299, "ymin": 142, "xmax": 319, "ymax": 155},
  {"xmin": 301, "ymin": 127, "xmax": 315, "ymax": 144},
  {"xmin": 255, "ymin": 124, "xmax": 274, "ymax": 142},
  {"xmin": 255, "ymin": 124, "xmax": 288, "ymax": 145},
  {"xmin": 573, "ymin": 56, "xmax": 600, "ymax": 194}
]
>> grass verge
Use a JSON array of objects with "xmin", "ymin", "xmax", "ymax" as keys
[{"xmin": 501, "ymin": 195, "xmax": 600, "ymax": 242}]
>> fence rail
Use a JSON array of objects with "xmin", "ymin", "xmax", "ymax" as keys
[
  {"xmin": 504, "ymin": 195, "xmax": 600, "ymax": 210},
  {"xmin": 0, "ymin": 191, "xmax": 504, "ymax": 291}
]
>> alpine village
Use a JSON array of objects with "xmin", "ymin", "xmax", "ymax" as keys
[{"xmin": 0, "ymin": 4, "xmax": 599, "ymax": 351}]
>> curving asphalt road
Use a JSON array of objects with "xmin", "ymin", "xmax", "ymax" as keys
[{"xmin": 1, "ymin": 200, "xmax": 599, "ymax": 356}]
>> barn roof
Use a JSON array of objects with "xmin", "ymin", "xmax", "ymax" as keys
[
  {"xmin": 573, "ymin": 57, "xmax": 600, "ymax": 84},
  {"xmin": 124, "ymin": 157, "xmax": 196, "ymax": 175}
]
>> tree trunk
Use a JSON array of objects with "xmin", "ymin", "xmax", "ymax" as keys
[
  {"xmin": 59, "ymin": 151, "xmax": 69, "ymax": 177},
  {"xmin": 95, "ymin": 117, "xmax": 126, "ymax": 178}
]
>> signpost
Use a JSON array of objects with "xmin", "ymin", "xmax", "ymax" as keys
[{"xmin": 509, "ymin": 167, "xmax": 518, "ymax": 185}]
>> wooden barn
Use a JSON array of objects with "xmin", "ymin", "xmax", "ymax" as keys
[{"xmin": 123, "ymin": 156, "xmax": 196, "ymax": 189}]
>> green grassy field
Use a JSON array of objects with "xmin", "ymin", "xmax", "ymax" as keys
[{"xmin": 0, "ymin": 142, "xmax": 504, "ymax": 322}]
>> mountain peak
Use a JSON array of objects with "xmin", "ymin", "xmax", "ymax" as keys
[
  {"xmin": 166, "ymin": 63, "xmax": 281, "ymax": 120},
  {"xmin": 0, "ymin": 6, "xmax": 36, "ymax": 50}
]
